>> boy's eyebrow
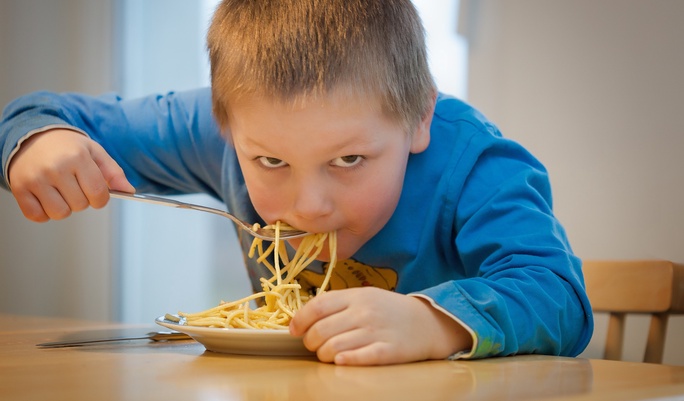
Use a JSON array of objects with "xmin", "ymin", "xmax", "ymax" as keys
[{"xmin": 236, "ymin": 129, "xmax": 385, "ymax": 156}]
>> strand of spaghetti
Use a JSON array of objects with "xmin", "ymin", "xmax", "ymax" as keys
[
  {"xmin": 180, "ymin": 291, "xmax": 266, "ymax": 318},
  {"xmin": 318, "ymin": 230, "xmax": 337, "ymax": 294},
  {"xmin": 256, "ymin": 242, "xmax": 275, "ymax": 263},
  {"xmin": 260, "ymin": 281, "xmax": 301, "ymax": 292},
  {"xmin": 266, "ymin": 236, "xmax": 312, "ymax": 284},
  {"xmin": 242, "ymin": 301, "xmax": 250, "ymax": 325},
  {"xmin": 247, "ymin": 231, "xmax": 261, "ymax": 258},
  {"xmin": 276, "ymin": 298, "xmax": 294, "ymax": 318},
  {"xmin": 248, "ymin": 238, "xmax": 278, "ymax": 278},
  {"xmin": 280, "ymin": 235, "xmax": 323, "ymax": 284},
  {"xmin": 274, "ymin": 221, "xmax": 282, "ymax": 285},
  {"xmin": 295, "ymin": 284, "xmax": 303, "ymax": 310},
  {"xmin": 268, "ymin": 232, "xmax": 322, "ymax": 285},
  {"xmin": 294, "ymin": 233, "xmax": 328, "ymax": 273},
  {"xmin": 257, "ymin": 234, "xmax": 320, "ymax": 282},
  {"xmin": 220, "ymin": 309, "xmax": 244, "ymax": 323},
  {"xmin": 232, "ymin": 318, "xmax": 254, "ymax": 329},
  {"xmin": 286, "ymin": 289, "xmax": 299, "ymax": 311},
  {"xmin": 277, "ymin": 240, "xmax": 290, "ymax": 268},
  {"xmin": 288, "ymin": 241, "xmax": 325, "ymax": 284}
]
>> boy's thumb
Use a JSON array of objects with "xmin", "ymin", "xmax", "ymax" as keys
[
  {"xmin": 108, "ymin": 175, "xmax": 136, "ymax": 193},
  {"xmin": 90, "ymin": 144, "xmax": 135, "ymax": 193}
]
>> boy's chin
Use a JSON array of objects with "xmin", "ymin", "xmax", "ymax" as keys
[
  {"xmin": 313, "ymin": 249, "xmax": 346, "ymax": 263},
  {"xmin": 321, "ymin": 245, "xmax": 359, "ymax": 262},
  {"xmin": 286, "ymin": 241, "xmax": 357, "ymax": 262}
]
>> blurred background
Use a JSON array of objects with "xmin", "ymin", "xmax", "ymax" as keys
[{"xmin": 0, "ymin": 0, "xmax": 682, "ymax": 364}]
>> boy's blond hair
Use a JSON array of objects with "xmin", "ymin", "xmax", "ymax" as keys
[{"xmin": 207, "ymin": 0, "xmax": 435, "ymax": 133}]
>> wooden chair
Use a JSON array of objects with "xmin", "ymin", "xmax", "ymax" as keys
[{"xmin": 582, "ymin": 260, "xmax": 684, "ymax": 363}]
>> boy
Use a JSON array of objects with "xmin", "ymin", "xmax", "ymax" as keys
[{"xmin": 0, "ymin": 0, "xmax": 592, "ymax": 365}]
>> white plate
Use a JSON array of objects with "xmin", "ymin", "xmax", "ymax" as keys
[{"xmin": 155, "ymin": 316, "xmax": 314, "ymax": 357}]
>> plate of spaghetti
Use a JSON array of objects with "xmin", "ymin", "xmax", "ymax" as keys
[
  {"xmin": 156, "ymin": 222, "xmax": 336, "ymax": 356},
  {"xmin": 155, "ymin": 315, "xmax": 313, "ymax": 356}
]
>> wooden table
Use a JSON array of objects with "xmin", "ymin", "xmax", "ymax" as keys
[{"xmin": 2, "ymin": 314, "xmax": 684, "ymax": 401}]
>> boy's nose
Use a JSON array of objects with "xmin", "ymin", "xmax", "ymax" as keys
[{"xmin": 290, "ymin": 180, "xmax": 334, "ymax": 223}]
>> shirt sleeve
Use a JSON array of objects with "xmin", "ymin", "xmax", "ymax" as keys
[
  {"xmin": 417, "ymin": 131, "xmax": 593, "ymax": 359},
  {"xmin": 0, "ymin": 88, "xmax": 226, "ymax": 197}
]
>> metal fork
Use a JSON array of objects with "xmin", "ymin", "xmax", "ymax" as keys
[{"xmin": 108, "ymin": 190, "xmax": 308, "ymax": 241}]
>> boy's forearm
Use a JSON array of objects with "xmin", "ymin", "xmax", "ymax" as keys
[
  {"xmin": 1, "ymin": 88, "xmax": 223, "ymax": 196},
  {"xmin": 411, "ymin": 295, "xmax": 475, "ymax": 360}
]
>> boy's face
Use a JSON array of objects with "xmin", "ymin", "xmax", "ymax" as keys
[{"xmin": 226, "ymin": 91, "xmax": 432, "ymax": 260}]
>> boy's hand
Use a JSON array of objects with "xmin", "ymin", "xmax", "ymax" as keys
[
  {"xmin": 7, "ymin": 128, "xmax": 134, "ymax": 222},
  {"xmin": 289, "ymin": 287, "xmax": 473, "ymax": 365}
]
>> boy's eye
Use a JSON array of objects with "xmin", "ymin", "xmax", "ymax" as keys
[
  {"xmin": 331, "ymin": 155, "xmax": 364, "ymax": 168},
  {"xmin": 258, "ymin": 156, "xmax": 287, "ymax": 168}
]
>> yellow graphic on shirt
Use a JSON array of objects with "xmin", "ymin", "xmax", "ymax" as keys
[{"xmin": 298, "ymin": 258, "xmax": 398, "ymax": 293}]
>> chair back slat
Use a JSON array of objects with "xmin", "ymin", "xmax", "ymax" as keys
[{"xmin": 582, "ymin": 260, "xmax": 684, "ymax": 363}]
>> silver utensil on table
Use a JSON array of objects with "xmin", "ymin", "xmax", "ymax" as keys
[
  {"xmin": 109, "ymin": 190, "xmax": 308, "ymax": 241},
  {"xmin": 36, "ymin": 330, "xmax": 191, "ymax": 348}
]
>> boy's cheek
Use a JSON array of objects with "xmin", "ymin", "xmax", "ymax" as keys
[
  {"xmin": 249, "ymin": 196, "xmax": 284, "ymax": 225},
  {"xmin": 240, "ymin": 170, "xmax": 288, "ymax": 221}
]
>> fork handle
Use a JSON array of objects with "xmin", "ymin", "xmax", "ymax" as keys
[
  {"xmin": 109, "ymin": 189, "xmax": 182, "ymax": 207},
  {"xmin": 108, "ymin": 190, "xmax": 308, "ymax": 240},
  {"xmin": 108, "ymin": 190, "xmax": 242, "ymax": 226},
  {"xmin": 109, "ymin": 190, "xmax": 187, "ymax": 208}
]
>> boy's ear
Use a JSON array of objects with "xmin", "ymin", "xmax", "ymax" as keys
[{"xmin": 409, "ymin": 93, "xmax": 436, "ymax": 154}]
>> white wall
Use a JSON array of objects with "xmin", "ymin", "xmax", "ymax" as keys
[
  {"xmin": 465, "ymin": 0, "xmax": 684, "ymax": 365},
  {"xmin": 0, "ymin": 0, "xmax": 116, "ymax": 320}
]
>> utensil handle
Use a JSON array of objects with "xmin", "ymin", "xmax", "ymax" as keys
[
  {"xmin": 109, "ymin": 190, "xmax": 234, "ymax": 221},
  {"xmin": 109, "ymin": 190, "xmax": 187, "ymax": 208}
]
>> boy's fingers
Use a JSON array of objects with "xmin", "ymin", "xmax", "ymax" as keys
[
  {"xmin": 57, "ymin": 176, "xmax": 93, "ymax": 212},
  {"xmin": 12, "ymin": 190, "xmax": 50, "ymax": 222},
  {"xmin": 28, "ymin": 185, "xmax": 73, "ymax": 221},
  {"xmin": 289, "ymin": 292, "xmax": 346, "ymax": 336},
  {"xmin": 74, "ymin": 159, "xmax": 113, "ymax": 210},
  {"xmin": 88, "ymin": 143, "xmax": 135, "ymax": 202}
]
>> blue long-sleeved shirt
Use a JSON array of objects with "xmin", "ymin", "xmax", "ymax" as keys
[{"xmin": 0, "ymin": 88, "xmax": 593, "ymax": 358}]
